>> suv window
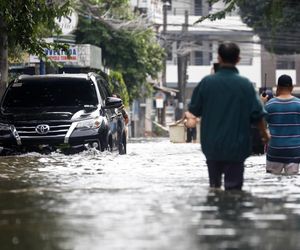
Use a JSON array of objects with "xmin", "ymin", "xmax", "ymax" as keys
[
  {"xmin": 2, "ymin": 78, "xmax": 98, "ymax": 108},
  {"xmin": 96, "ymin": 77, "xmax": 111, "ymax": 100}
]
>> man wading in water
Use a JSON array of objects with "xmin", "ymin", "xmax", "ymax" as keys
[
  {"xmin": 262, "ymin": 75, "xmax": 300, "ymax": 175},
  {"xmin": 185, "ymin": 42, "xmax": 270, "ymax": 191}
]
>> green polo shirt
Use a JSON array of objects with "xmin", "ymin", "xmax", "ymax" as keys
[{"xmin": 188, "ymin": 66, "xmax": 265, "ymax": 162}]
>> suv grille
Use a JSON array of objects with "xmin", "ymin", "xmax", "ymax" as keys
[{"xmin": 15, "ymin": 121, "xmax": 72, "ymax": 138}]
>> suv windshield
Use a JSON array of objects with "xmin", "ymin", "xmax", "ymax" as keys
[{"xmin": 2, "ymin": 78, "xmax": 98, "ymax": 109}]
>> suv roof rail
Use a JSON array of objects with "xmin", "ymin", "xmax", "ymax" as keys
[
  {"xmin": 17, "ymin": 74, "xmax": 31, "ymax": 80},
  {"xmin": 87, "ymin": 72, "xmax": 96, "ymax": 79},
  {"xmin": 17, "ymin": 73, "xmax": 92, "ymax": 81}
]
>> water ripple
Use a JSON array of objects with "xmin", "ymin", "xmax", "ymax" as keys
[{"xmin": 0, "ymin": 138, "xmax": 300, "ymax": 250}]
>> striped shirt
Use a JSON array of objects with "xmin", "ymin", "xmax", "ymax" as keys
[{"xmin": 265, "ymin": 97, "xmax": 300, "ymax": 163}]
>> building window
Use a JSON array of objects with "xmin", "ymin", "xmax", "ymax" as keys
[
  {"xmin": 194, "ymin": 51, "xmax": 203, "ymax": 65},
  {"xmin": 167, "ymin": 48, "xmax": 172, "ymax": 61},
  {"xmin": 194, "ymin": 0, "xmax": 202, "ymax": 16},
  {"xmin": 208, "ymin": 2, "xmax": 212, "ymax": 12},
  {"xmin": 209, "ymin": 43, "xmax": 213, "ymax": 62},
  {"xmin": 163, "ymin": 0, "xmax": 172, "ymax": 11},
  {"xmin": 277, "ymin": 59, "xmax": 295, "ymax": 69}
]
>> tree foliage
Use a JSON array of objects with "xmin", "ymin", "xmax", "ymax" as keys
[
  {"xmin": 199, "ymin": 0, "xmax": 300, "ymax": 55},
  {"xmin": 0, "ymin": 0, "xmax": 71, "ymax": 56},
  {"xmin": 0, "ymin": 0, "xmax": 164, "ymax": 102},
  {"xmin": 75, "ymin": 1, "xmax": 165, "ymax": 102},
  {"xmin": 108, "ymin": 70, "xmax": 129, "ymax": 107},
  {"xmin": 0, "ymin": 0, "xmax": 72, "ymax": 96}
]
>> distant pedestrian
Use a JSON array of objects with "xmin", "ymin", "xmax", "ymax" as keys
[
  {"xmin": 186, "ymin": 127, "xmax": 197, "ymax": 143},
  {"xmin": 263, "ymin": 74, "xmax": 300, "ymax": 175},
  {"xmin": 113, "ymin": 94, "xmax": 129, "ymax": 125},
  {"xmin": 185, "ymin": 42, "xmax": 269, "ymax": 190}
]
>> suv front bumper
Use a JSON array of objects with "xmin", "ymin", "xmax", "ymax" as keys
[{"xmin": 0, "ymin": 123, "xmax": 106, "ymax": 154}]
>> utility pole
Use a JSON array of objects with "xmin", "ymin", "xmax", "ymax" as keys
[
  {"xmin": 162, "ymin": 1, "xmax": 168, "ymax": 87},
  {"xmin": 177, "ymin": 10, "xmax": 189, "ymax": 119},
  {"xmin": 157, "ymin": 1, "xmax": 169, "ymax": 126}
]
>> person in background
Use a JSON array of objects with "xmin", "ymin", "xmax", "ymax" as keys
[
  {"xmin": 113, "ymin": 94, "xmax": 129, "ymax": 125},
  {"xmin": 263, "ymin": 74, "xmax": 300, "ymax": 174},
  {"xmin": 186, "ymin": 127, "xmax": 197, "ymax": 143},
  {"xmin": 119, "ymin": 105, "xmax": 129, "ymax": 126},
  {"xmin": 185, "ymin": 42, "xmax": 269, "ymax": 191}
]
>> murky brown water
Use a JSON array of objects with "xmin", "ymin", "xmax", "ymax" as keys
[{"xmin": 0, "ymin": 138, "xmax": 300, "ymax": 250}]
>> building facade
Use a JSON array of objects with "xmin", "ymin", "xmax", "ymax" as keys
[{"xmin": 130, "ymin": 0, "xmax": 300, "ymax": 131}]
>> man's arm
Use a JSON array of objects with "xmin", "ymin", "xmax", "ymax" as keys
[
  {"xmin": 260, "ymin": 93, "xmax": 269, "ymax": 104},
  {"xmin": 188, "ymin": 81, "xmax": 203, "ymax": 117},
  {"xmin": 256, "ymin": 118, "xmax": 270, "ymax": 144}
]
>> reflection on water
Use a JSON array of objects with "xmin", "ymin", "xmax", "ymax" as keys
[
  {"xmin": 0, "ymin": 139, "xmax": 300, "ymax": 250},
  {"xmin": 196, "ymin": 190, "xmax": 300, "ymax": 250}
]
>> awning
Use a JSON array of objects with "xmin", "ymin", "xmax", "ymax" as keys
[{"xmin": 152, "ymin": 84, "xmax": 179, "ymax": 96}]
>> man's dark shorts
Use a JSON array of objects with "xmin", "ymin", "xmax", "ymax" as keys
[{"xmin": 206, "ymin": 160, "xmax": 244, "ymax": 190}]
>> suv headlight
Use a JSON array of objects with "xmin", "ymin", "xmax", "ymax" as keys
[
  {"xmin": 0, "ymin": 123, "xmax": 11, "ymax": 131},
  {"xmin": 76, "ymin": 117, "xmax": 103, "ymax": 129}
]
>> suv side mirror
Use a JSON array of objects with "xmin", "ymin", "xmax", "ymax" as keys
[{"xmin": 102, "ymin": 97, "xmax": 123, "ymax": 109}]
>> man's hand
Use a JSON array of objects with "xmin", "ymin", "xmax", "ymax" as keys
[
  {"xmin": 184, "ymin": 111, "xmax": 196, "ymax": 119},
  {"xmin": 184, "ymin": 111, "xmax": 197, "ymax": 128},
  {"xmin": 260, "ymin": 94, "xmax": 269, "ymax": 104}
]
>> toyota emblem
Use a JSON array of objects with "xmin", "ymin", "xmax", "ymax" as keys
[{"xmin": 35, "ymin": 124, "xmax": 50, "ymax": 135}]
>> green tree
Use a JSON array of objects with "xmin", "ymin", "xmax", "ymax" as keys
[
  {"xmin": 96, "ymin": 68, "xmax": 129, "ymax": 107},
  {"xmin": 75, "ymin": 1, "xmax": 165, "ymax": 102},
  {"xmin": 198, "ymin": 0, "xmax": 300, "ymax": 54},
  {"xmin": 0, "ymin": 0, "xmax": 71, "ymax": 97},
  {"xmin": 108, "ymin": 70, "xmax": 129, "ymax": 107}
]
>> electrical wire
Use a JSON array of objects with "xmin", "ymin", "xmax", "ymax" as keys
[{"xmin": 77, "ymin": 0, "xmax": 300, "ymax": 54}]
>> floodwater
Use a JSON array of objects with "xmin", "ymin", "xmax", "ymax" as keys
[{"xmin": 0, "ymin": 138, "xmax": 300, "ymax": 250}]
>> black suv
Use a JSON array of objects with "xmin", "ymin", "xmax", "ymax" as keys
[{"xmin": 0, "ymin": 73, "xmax": 127, "ymax": 155}]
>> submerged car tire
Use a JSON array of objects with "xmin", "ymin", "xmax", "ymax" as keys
[
  {"xmin": 99, "ymin": 137, "xmax": 107, "ymax": 152},
  {"xmin": 99, "ymin": 135, "xmax": 113, "ymax": 152}
]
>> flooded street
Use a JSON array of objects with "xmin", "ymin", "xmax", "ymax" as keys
[{"xmin": 0, "ymin": 138, "xmax": 300, "ymax": 250}]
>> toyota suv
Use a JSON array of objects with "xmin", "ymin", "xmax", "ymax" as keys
[{"xmin": 0, "ymin": 73, "xmax": 127, "ymax": 155}]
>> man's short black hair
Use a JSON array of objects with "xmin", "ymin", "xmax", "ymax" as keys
[
  {"xmin": 277, "ymin": 74, "xmax": 293, "ymax": 87},
  {"xmin": 218, "ymin": 42, "xmax": 240, "ymax": 64}
]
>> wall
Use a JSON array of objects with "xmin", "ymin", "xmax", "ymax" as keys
[{"xmin": 166, "ymin": 63, "xmax": 262, "ymax": 88}]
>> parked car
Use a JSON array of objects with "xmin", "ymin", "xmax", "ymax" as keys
[{"xmin": 0, "ymin": 73, "xmax": 127, "ymax": 155}]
